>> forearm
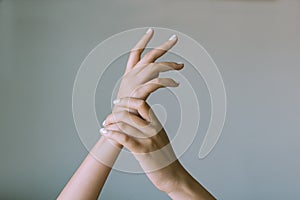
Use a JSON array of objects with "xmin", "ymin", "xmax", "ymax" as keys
[
  {"xmin": 167, "ymin": 164, "xmax": 216, "ymax": 200},
  {"xmin": 57, "ymin": 137, "xmax": 122, "ymax": 200}
]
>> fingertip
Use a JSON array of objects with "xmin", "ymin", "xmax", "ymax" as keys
[
  {"xmin": 168, "ymin": 34, "xmax": 177, "ymax": 41},
  {"xmin": 173, "ymin": 80, "xmax": 180, "ymax": 87},
  {"xmin": 113, "ymin": 99, "xmax": 121, "ymax": 104},
  {"xmin": 146, "ymin": 27, "xmax": 154, "ymax": 34},
  {"xmin": 178, "ymin": 62, "xmax": 184, "ymax": 66},
  {"xmin": 165, "ymin": 80, "xmax": 180, "ymax": 87},
  {"xmin": 100, "ymin": 128, "xmax": 109, "ymax": 135},
  {"xmin": 177, "ymin": 62, "xmax": 184, "ymax": 69}
]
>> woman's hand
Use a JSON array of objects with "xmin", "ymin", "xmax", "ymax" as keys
[
  {"xmin": 101, "ymin": 97, "xmax": 180, "ymax": 192},
  {"xmin": 114, "ymin": 28, "xmax": 183, "ymax": 102},
  {"xmin": 109, "ymin": 28, "xmax": 183, "ymax": 147},
  {"xmin": 100, "ymin": 98, "xmax": 216, "ymax": 200}
]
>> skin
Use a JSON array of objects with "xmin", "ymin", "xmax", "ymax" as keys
[
  {"xmin": 102, "ymin": 98, "xmax": 215, "ymax": 200},
  {"xmin": 58, "ymin": 28, "xmax": 215, "ymax": 200}
]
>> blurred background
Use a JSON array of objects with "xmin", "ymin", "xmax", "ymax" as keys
[{"xmin": 1, "ymin": 0, "xmax": 300, "ymax": 199}]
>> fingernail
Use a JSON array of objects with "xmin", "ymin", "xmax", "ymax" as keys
[
  {"xmin": 100, "ymin": 128, "xmax": 109, "ymax": 135},
  {"xmin": 174, "ymin": 80, "xmax": 180, "ymax": 85},
  {"xmin": 113, "ymin": 99, "xmax": 120, "ymax": 104},
  {"xmin": 102, "ymin": 120, "xmax": 106, "ymax": 126},
  {"xmin": 178, "ymin": 62, "xmax": 184, "ymax": 65},
  {"xmin": 168, "ymin": 34, "xmax": 177, "ymax": 41},
  {"xmin": 146, "ymin": 28, "xmax": 153, "ymax": 34}
]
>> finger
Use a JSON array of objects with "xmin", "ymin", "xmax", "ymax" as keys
[
  {"xmin": 138, "ymin": 34, "xmax": 178, "ymax": 65},
  {"xmin": 139, "ymin": 62, "xmax": 184, "ymax": 82},
  {"xmin": 113, "ymin": 97, "xmax": 155, "ymax": 122},
  {"xmin": 100, "ymin": 128, "xmax": 139, "ymax": 152},
  {"xmin": 152, "ymin": 61, "xmax": 184, "ymax": 72},
  {"xmin": 125, "ymin": 28, "xmax": 154, "ymax": 73},
  {"xmin": 133, "ymin": 78, "xmax": 179, "ymax": 99},
  {"xmin": 104, "ymin": 110, "xmax": 149, "ymax": 128},
  {"xmin": 104, "ymin": 122, "xmax": 146, "ymax": 138}
]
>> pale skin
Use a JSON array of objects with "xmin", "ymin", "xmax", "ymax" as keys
[{"xmin": 58, "ymin": 28, "xmax": 215, "ymax": 200}]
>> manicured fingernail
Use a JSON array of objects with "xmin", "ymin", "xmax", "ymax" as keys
[
  {"xmin": 113, "ymin": 99, "xmax": 120, "ymax": 104},
  {"xmin": 100, "ymin": 128, "xmax": 109, "ymax": 135},
  {"xmin": 168, "ymin": 34, "xmax": 177, "ymax": 41},
  {"xmin": 102, "ymin": 120, "xmax": 106, "ymax": 126},
  {"xmin": 146, "ymin": 28, "xmax": 153, "ymax": 34}
]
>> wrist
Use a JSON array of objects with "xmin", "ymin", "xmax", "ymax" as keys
[{"xmin": 89, "ymin": 137, "xmax": 123, "ymax": 167}]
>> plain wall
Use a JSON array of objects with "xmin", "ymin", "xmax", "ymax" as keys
[{"xmin": 0, "ymin": 0, "xmax": 300, "ymax": 199}]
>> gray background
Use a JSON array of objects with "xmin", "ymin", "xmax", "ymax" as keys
[{"xmin": 1, "ymin": 0, "xmax": 300, "ymax": 199}]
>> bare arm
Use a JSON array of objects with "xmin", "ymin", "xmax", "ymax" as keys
[
  {"xmin": 102, "ymin": 97, "xmax": 216, "ymax": 200},
  {"xmin": 167, "ymin": 164, "xmax": 216, "ymax": 200},
  {"xmin": 57, "ymin": 28, "xmax": 183, "ymax": 199},
  {"xmin": 57, "ymin": 137, "xmax": 121, "ymax": 200}
]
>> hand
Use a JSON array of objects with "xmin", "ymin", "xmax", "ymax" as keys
[
  {"xmin": 109, "ymin": 28, "xmax": 183, "ymax": 147},
  {"xmin": 101, "ymin": 97, "xmax": 183, "ymax": 193},
  {"xmin": 114, "ymin": 28, "xmax": 183, "ymax": 103},
  {"xmin": 101, "ymin": 98, "xmax": 216, "ymax": 199}
]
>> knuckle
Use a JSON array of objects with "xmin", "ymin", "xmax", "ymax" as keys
[
  {"xmin": 130, "ymin": 48, "xmax": 142, "ymax": 55},
  {"xmin": 117, "ymin": 122, "xmax": 126, "ymax": 131},
  {"xmin": 151, "ymin": 64, "xmax": 160, "ymax": 71},
  {"xmin": 158, "ymin": 78, "xmax": 166, "ymax": 84},
  {"xmin": 144, "ymin": 138, "xmax": 158, "ymax": 152},
  {"xmin": 121, "ymin": 134, "xmax": 130, "ymax": 143},
  {"xmin": 152, "ymin": 78, "xmax": 160, "ymax": 84},
  {"xmin": 143, "ymin": 53, "xmax": 152, "ymax": 61},
  {"xmin": 106, "ymin": 124, "xmax": 116, "ymax": 131},
  {"xmin": 119, "ymin": 111, "xmax": 128, "ymax": 119},
  {"xmin": 142, "ymin": 139, "xmax": 151, "ymax": 152},
  {"xmin": 138, "ymin": 100, "xmax": 146, "ymax": 109},
  {"xmin": 106, "ymin": 114, "xmax": 113, "ymax": 123},
  {"xmin": 128, "ymin": 139, "xmax": 139, "ymax": 150},
  {"xmin": 148, "ymin": 125, "xmax": 158, "ymax": 136}
]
